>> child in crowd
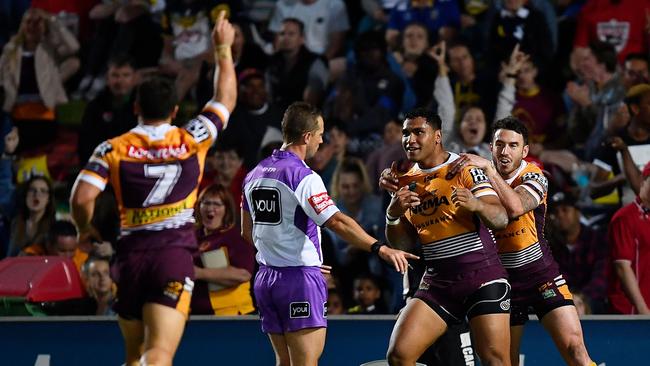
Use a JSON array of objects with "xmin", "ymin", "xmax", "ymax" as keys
[{"xmin": 347, "ymin": 273, "xmax": 386, "ymax": 314}]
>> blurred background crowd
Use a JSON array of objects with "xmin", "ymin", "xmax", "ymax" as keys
[{"xmin": 0, "ymin": 0, "xmax": 649, "ymax": 317}]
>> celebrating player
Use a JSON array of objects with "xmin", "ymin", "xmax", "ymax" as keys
[
  {"xmin": 70, "ymin": 11, "xmax": 236, "ymax": 366},
  {"xmin": 449, "ymin": 116, "xmax": 595, "ymax": 366},
  {"xmin": 380, "ymin": 108, "xmax": 512, "ymax": 366}
]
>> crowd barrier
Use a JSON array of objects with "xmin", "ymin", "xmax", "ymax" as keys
[{"xmin": 1, "ymin": 315, "xmax": 648, "ymax": 365}]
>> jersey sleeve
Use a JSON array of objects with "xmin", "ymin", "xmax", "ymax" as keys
[
  {"xmin": 183, "ymin": 100, "xmax": 230, "ymax": 149},
  {"xmin": 76, "ymin": 141, "xmax": 112, "ymax": 191},
  {"xmin": 461, "ymin": 165, "xmax": 497, "ymax": 198},
  {"xmin": 519, "ymin": 169, "xmax": 549, "ymax": 205},
  {"xmin": 294, "ymin": 172, "xmax": 340, "ymax": 226}
]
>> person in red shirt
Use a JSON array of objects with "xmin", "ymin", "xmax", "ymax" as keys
[
  {"xmin": 608, "ymin": 161, "xmax": 650, "ymax": 314},
  {"xmin": 574, "ymin": 0, "xmax": 650, "ymax": 63}
]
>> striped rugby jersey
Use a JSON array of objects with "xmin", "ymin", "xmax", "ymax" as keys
[
  {"xmin": 77, "ymin": 101, "xmax": 229, "ymax": 237},
  {"xmin": 396, "ymin": 153, "xmax": 501, "ymax": 271},
  {"xmin": 493, "ymin": 160, "xmax": 555, "ymax": 270}
]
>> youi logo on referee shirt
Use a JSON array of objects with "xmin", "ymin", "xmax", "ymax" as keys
[{"xmin": 252, "ymin": 187, "xmax": 282, "ymax": 225}]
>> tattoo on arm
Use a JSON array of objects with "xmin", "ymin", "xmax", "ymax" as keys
[{"xmin": 515, "ymin": 186, "xmax": 540, "ymax": 214}]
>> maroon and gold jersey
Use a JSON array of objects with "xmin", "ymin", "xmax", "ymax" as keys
[
  {"xmin": 77, "ymin": 102, "xmax": 229, "ymax": 238},
  {"xmin": 493, "ymin": 161, "xmax": 555, "ymax": 272},
  {"xmin": 396, "ymin": 153, "xmax": 502, "ymax": 273}
]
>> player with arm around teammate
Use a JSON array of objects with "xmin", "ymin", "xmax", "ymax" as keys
[
  {"xmin": 380, "ymin": 108, "xmax": 512, "ymax": 366},
  {"xmin": 241, "ymin": 102, "xmax": 418, "ymax": 366},
  {"xmin": 69, "ymin": 12, "xmax": 237, "ymax": 366},
  {"xmin": 450, "ymin": 116, "xmax": 596, "ymax": 366}
]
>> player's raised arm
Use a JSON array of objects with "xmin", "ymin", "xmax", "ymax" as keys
[{"xmin": 211, "ymin": 11, "xmax": 237, "ymax": 116}]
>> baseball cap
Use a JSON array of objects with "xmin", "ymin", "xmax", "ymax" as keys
[{"xmin": 549, "ymin": 191, "xmax": 577, "ymax": 209}]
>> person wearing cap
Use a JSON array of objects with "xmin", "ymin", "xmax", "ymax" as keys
[
  {"xmin": 607, "ymin": 161, "xmax": 650, "ymax": 314},
  {"xmin": 590, "ymin": 83, "xmax": 650, "ymax": 205},
  {"xmin": 547, "ymin": 191, "xmax": 608, "ymax": 313},
  {"xmin": 217, "ymin": 68, "xmax": 283, "ymax": 170}
]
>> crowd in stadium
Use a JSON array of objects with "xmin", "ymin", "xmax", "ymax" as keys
[{"xmin": 0, "ymin": 0, "xmax": 648, "ymax": 321}]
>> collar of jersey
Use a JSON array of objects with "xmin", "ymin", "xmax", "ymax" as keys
[
  {"xmin": 132, "ymin": 123, "xmax": 176, "ymax": 141},
  {"xmin": 415, "ymin": 152, "xmax": 459, "ymax": 173},
  {"xmin": 505, "ymin": 160, "xmax": 527, "ymax": 185}
]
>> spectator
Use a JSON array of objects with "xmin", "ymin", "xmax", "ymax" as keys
[
  {"xmin": 78, "ymin": 55, "xmax": 137, "ymax": 165},
  {"xmin": 607, "ymin": 161, "xmax": 650, "ymax": 314},
  {"xmin": 0, "ymin": 8, "xmax": 79, "ymax": 151},
  {"xmin": 347, "ymin": 273, "xmax": 386, "ymax": 314},
  {"xmin": 267, "ymin": 18, "xmax": 329, "ymax": 111},
  {"xmin": 446, "ymin": 106, "xmax": 492, "ymax": 160},
  {"xmin": 268, "ymin": 0, "xmax": 350, "ymax": 60},
  {"xmin": 160, "ymin": 1, "xmax": 240, "ymax": 100},
  {"xmin": 327, "ymin": 157, "xmax": 404, "ymax": 312},
  {"xmin": 365, "ymin": 119, "xmax": 406, "ymax": 194},
  {"xmin": 622, "ymin": 53, "xmax": 649, "ymax": 90},
  {"xmin": 444, "ymin": 40, "xmax": 498, "ymax": 123},
  {"xmin": 308, "ymin": 120, "xmax": 349, "ymax": 190},
  {"xmin": 547, "ymin": 191, "xmax": 608, "ymax": 313},
  {"xmin": 201, "ymin": 141, "xmax": 247, "ymax": 210},
  {"xmin": 8, "ymin": 175, "xmax": 55, "ymax": 257},
  {"xmin": 75, "ymin": 1, "xmax": 164, "ymax": 100},
  {"xmin": 566, "ymin": 40, "xmax": 624, "ymax": 158},
  {"xmin": 591, "ymin": 84, "xmax": 650, "ymax": 204},
  {"xmin": 327, "ymin": 288, "xmax": 345, "ymax": 315},
  {"xmin": 392, "ymin": 22, "xmax": 437, "ymax": 107},
  {"xmin": 21, "ymin": 220, "xmax": 89, "ymax": 273},
  {"xmin": 495, "ymin": 48, "xmax": 566, "ymax": 146},
  {"xmin": 485, "ymin": 0, "xmax": 553, "ymax": 75},
  {"xmin": 0, "ymin": 117, "xmax": 18, "ymax": 217},
  {"xmin": 574, "ymin": 0, "xmax": 650, "ymax": 63},
  {"xmin": 219, "ymin": 69, "xmax": 283, "ymax": 170},
  {"xmin": 191, "ymin": 184, "xmax": 255, "ymax": 315},
  {"xmin": 385, "ymin": 0, "xmax": 460, "ymax": 50},
  {"xmin": 231, "ymin": 21, "xmax": 269, "ymax": 75},
  {"xmin": 342, "ymin": 31, "xmax": 404, "ymax": 120},
  {"xmin": 82, "ymin": 255, "xmax": 116, "ymax": 315}
]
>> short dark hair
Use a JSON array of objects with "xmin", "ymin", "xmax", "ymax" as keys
[
  {"xmin": 282, "ymin": 17, "xmax": 304, "ymax": 35},
  {"xmin": 46, "ymin": 220, "xmax": 77, "ymax": 247},
  {"xmin": 492, "ymin": 116, "xmax": 529, "ymax": 145},
  {"xmin": 404, "ymin": 108, "xmax": 442, "ymax": 130},
  {"xmin": 136, "ymin": 77, "xmax": 178, "ymax": 120},
  {"xmin": 108, "ymin": 54, "xmax": 136, "ymax": 70},
  {"xmin": 281, "ymin": 102, "xmax": 322, "ymax": 143},
  {"xmin": 589, "ymin": 40, "xmax": 617, "ymax": 73}
]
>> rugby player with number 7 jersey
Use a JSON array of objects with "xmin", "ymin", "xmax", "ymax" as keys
[
  {"xmin": 70, "ymin": 11, "xmax": 237, "ymax": 366},
  {"xmin": 449, "ymin": 116, "xmax": 596, "ymax": 366}
]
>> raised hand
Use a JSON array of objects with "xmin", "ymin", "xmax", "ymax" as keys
[{"xmin": 212, "ymin": 10, "xmax": 234, "ymax": 47}]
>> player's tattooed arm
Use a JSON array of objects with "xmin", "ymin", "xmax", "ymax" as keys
[{"xmin": 514, "ymin": 186, "xmax": 541, "ymax": 215}]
